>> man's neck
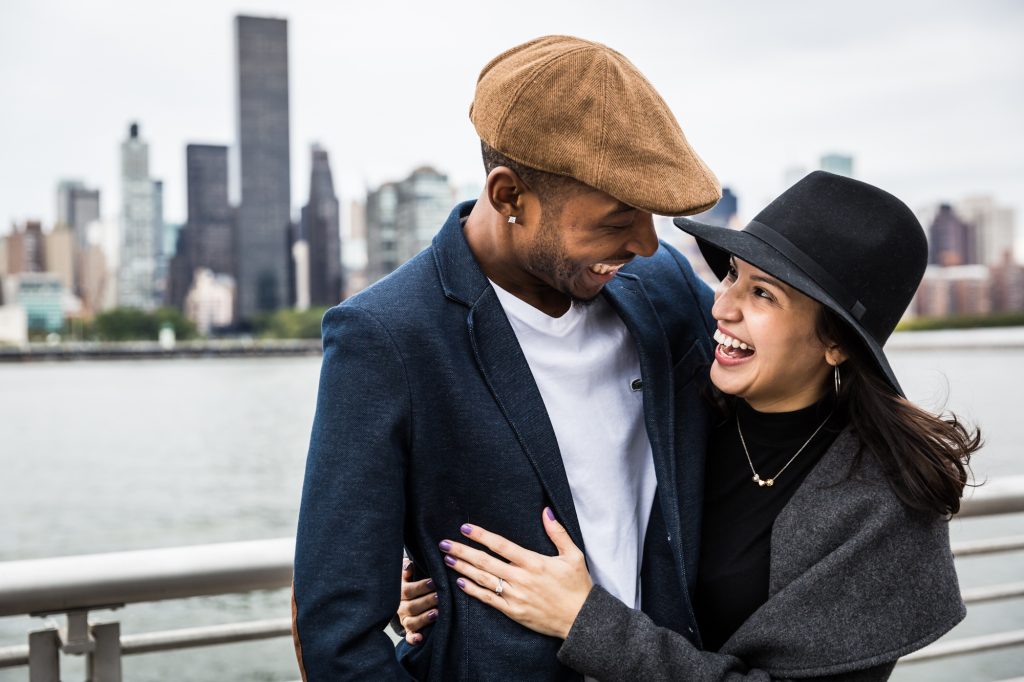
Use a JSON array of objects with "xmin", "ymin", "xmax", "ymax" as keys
[{"xmin": 464, "ymin": 200, "xmax": 572, "ymax": 317}]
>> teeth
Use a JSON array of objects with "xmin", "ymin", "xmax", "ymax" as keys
[
  {"xmin": 590, "ymin": 263, "xmax": 624, "ymax": 276},
  {"xmin": 713, "ymin": 330, "xmax": 754, "ymax": 351}
]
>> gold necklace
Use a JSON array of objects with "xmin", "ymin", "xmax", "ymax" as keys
[{"xmin": 736, "ymin": 410, "xmax": 834, "ymax": 487}]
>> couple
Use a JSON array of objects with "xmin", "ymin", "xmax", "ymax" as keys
[{"xmin": 292, "ymin": 35, "xmax": 978, "ymax": 680}]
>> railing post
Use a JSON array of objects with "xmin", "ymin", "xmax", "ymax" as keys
[
  {"xmin": 28, "ymin": 627, "xmax": 60, "ymax": 682},
  {"xmin": 88, "ymin": 621, "xmax": 122, "ymax": 682}
]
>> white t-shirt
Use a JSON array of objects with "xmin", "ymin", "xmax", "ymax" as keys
[{"xmin": 489, "ymin": 280, "xmax": 657, "ymax": 610}]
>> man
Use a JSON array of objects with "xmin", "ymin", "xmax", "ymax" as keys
[{"xmin": 292, "ymin": 35, "xmax": 720, "ymax": 680}]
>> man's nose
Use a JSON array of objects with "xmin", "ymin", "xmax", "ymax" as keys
[{"xmin": 627, "ymin": 212, "xmax": 658, "ymax": 257}]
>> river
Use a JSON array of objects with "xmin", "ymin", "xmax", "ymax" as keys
[{"xmin": 1, "ymin": 332, "xmax": 1022, "ymax": 680}]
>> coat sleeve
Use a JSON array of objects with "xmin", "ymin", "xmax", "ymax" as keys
[
  {"xmin": 292, "ymin": 304, "xmax": 414, "ymax": 681},
  {"xmin": 558, "ymin": 587, "xmax": 895, "ymax": 682}
]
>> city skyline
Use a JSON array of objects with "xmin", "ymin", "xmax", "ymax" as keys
[{"xmin": 1, "ymin": 1, "xmax": 1022, "ymax": 254}]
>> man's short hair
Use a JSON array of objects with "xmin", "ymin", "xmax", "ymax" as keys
[{"xmin": 481, "ymin": 141, "xmax": 585, "ymax": 216}]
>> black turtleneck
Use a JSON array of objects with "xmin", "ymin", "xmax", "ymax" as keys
[{"xmin": 694, "ymin": 398, "xmax": 847, "ymax": 652}]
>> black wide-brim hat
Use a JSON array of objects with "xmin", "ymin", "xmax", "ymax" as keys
[{"xmin": 674, "ymin": 171, "xmax": 928, "ymax": 397}]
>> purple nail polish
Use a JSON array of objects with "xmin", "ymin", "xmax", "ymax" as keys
[
  {"xmin": 545, "ymin": 507, "xmax": 555, "ymax": 521},
  {"xmin": 457, "ymin": 578, "xmax": 466, "ymax": 589},
  {"xmin": 445, "ymin": 555, "xmax": 457, "ymax": 567},
  {"xmin": 426, "ymin": 579, "xmax": 434, "ymax": 589},
  {"xmin": 413, "ymin": 634, "xmax": 422, "ymax": 644},
  {"xmin": 438, "ymin": 540, "xmax": 452, "ymax": 552},
  {"xmin": 460, "ymin": 523, "xmax": 473, "ymax": 535},
  {"xmin": 428, "ymin": 610, "xmax": 438, "ymax": 621}
]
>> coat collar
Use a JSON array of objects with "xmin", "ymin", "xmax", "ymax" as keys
[{"xmin": 432, "ymin": 200, "xmax": 490, "ymax": 308}]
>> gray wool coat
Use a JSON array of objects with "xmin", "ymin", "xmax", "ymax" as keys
[{"xmin": 557, "ymin": 429, "xmax": 966, "ymax": 681}]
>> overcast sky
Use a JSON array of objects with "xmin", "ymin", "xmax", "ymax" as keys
[{"xmin": 2, "ymin": 0, "xmax": 1022, "ymax": 248}]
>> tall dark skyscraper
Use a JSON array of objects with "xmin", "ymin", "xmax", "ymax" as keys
[
  {"xmin": 234, "ymin": 15, "xmax": 291, "ymax": 320},
  {"xmin": 928, "ymin": 204, "xmax": 976, "ymax": 266},
  {"xmin": 693, "ymin": 186, "xmax": 738, "ymax": 228},
  {"xmin": 169, "ymin": 144, "xmax": 235, "ymax": 308},
  {"xmin": 301, "ymin": 144, "xmax": 343, "ymax": 306},
  {"xmin": 187, "ymin": 144, "xmax": 234, "ymax": 276}
]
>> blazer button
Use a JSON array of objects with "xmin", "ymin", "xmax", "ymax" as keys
[{"xmin": 630, "ymin": 379, "xmax": 643, "ymax": 391}]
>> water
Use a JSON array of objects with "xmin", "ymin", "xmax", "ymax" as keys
[{"xmin": 0, "ymin": 338, "xmax": 1021, "ymax": 681}]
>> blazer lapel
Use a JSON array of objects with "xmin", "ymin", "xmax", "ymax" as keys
[
  {"xmin": 465, "ymin": 285, "xmax": 586, "ymax": 553},
  {"xmin": 602, "ymin": 275, "xmax": 684, "ymax": 564}
]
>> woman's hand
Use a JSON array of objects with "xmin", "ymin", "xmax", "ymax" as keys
[
  {"xmin": 397, "ymin": 560, "xmax": 439, "ymax": 645},
  {"xmin": 438, "ymin": 507, "xmax": 592, "ymax": 639}
]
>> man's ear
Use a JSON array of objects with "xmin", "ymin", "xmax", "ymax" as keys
[{"xmin": 485, "ymin": 166, "xmax": 535, "ymax": 224}]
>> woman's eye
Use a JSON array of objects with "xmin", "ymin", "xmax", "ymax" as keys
[
  {"xmin": 725, "ymin": 265, "xmax": 738, "ymax": 281},
  {"xmin": 753, "ymin": 287, "xmax": 774, "ymax": 302}
]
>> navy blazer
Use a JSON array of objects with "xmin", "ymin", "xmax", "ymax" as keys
[{"xmin": 293, "ymin": 201, "xmax": 716, "ymax": 680}]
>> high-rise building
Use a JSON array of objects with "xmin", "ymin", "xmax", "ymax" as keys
[
  {"xmin": 365, "ymin": 167, "xmax": 453, "ymax": 284},
  {"xmin": 958, "ymin": 196, "xmax": 1016, "ymax": 267},
  {"xmin": 170, "ymin": 144, "xmax": 235, "ymax": 309},
  {"xmin": 185, "ymin": 268, "xmax": 235, "ymax": 335},
  {"xmin": 927, "ymin": 204, "xmax": 976, "ymax": 266},
  {"xmin": 117, "ymin": 122, "xmax": 163, "ymax": 310},
  {"xmin": 56, "ymin": 180, "xmax": 101, "ymax": 251},
  {"xmin": 186, "ymin": 144, "xmax": 234, "ymax": 275},
  {"xmin": 692, "ymin": 187, "xmax": 738, "ymax": 228},
  {"xmin": 365, "ymin": 182, "xmax": 399, "ymax": 284},
  {"xmin": 395, "ymin": 167, "xmax": 452, "ymax": 265},
  {"xmin": 44, "ymin": 228, "xmax": 75, "ymax": 293},
  {"xmin": 234, "ymin": 15, "xmax": 292, "ymax": 320},
  {"xmin": 5, "ymin": 221, "xmax": 46, "ymax": 274},
  {"xmin": 820, "ymin": 153, "xmax": 854, "ymax": 178},
  {"xmin": 301, "ymin": 144, "xmax": 343, "ymax": 307},
  {"xmin": 343, "ymin": 199, "xmax": 369, "ymax": 297}
]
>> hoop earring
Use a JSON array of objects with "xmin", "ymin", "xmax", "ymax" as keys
[{"xmin": 834, "ymin": 364, "xmax": 841, "ymax": 398}]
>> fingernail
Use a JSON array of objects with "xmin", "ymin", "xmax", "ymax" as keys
[
  {"xmin": 457, "ymin": 578, "xmax": 466, "ymax": 589},
  {"xmin": 460, "ymin": 523, "xmax": 473, "ymax": 535},
  {"xmin": 545, "ymin": 507, "xmax": 555, "ymax": 521},
  {"xmin": 444, "ymin": 555, "xmax": 457, "ymax": 567},
  {"xmin": 412, "ymin": 634, "xmax": 422, "ymax": 644},
  {"xmin": 428, "ymin": 610, "xmax": 438, "ymax": 621},
  {"xmin": 426, "ymin": 579, "xmax": 434, "ymax": 589},
  {"xmin": 438, "ymin": 540, "xmax": 452, "ymax": 552}
]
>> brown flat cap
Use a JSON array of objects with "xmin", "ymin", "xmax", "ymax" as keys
[{"xmin": 470, "ymin": 35, "xmax": 720, "ymax": 216}]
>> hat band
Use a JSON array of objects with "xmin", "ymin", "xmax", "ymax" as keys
[{"xmin": 745, "ymin": 220, "xmax": 867, "ymax": 322}]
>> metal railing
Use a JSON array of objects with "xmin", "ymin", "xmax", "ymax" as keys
[{"xmin": 1, "ymin": 479, "xmax": 1023, "ymax": 680}]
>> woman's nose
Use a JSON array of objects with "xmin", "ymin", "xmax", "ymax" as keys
[{"xmin": 711, "ymin": 280, "xmax": 739, "ymax": 321}]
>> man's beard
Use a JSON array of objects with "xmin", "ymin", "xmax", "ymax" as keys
[{"xmin": 524, "ymin": 217, "xmax": 599, "ymax": 306}]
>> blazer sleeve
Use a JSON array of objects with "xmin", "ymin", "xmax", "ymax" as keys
[
  {"xmin": 558, "ymin": 587, "xmax": 895, "ymax": 682},
  {"xmin": 292, "ymin": 304, "xmax": 414, "ymax": 681}
]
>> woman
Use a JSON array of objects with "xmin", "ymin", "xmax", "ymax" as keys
[{"xmin": 397, "ymin": 171, "xmax": 979, "ymax": 679}]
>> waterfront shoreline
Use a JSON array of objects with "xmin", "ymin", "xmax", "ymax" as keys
[{"xmin": 0, "ymin": 338, "xmax": 322, "ymax": 362}]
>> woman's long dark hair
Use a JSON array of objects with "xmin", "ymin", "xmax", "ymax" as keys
[{"xmin": 816, "ymin": 308, "xmax": 981, "ymax": 516}]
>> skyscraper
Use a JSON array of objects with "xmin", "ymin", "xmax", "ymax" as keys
[
  {"xmin": 820, "ymin": 153, "xmax": 854, "ymax": 177},
  {"xmin": 187, "ymin": 144, "xmax": 234, "ymax": 275},
  {"xmin": 927, "ymin": 204, "xmax": 976, "ymax": 266},
  {"xmin": 301, "ymin": 144, "xmax": 343, "ymax": 307},
  {"xmin": 958, "ymin": 196, "xmax": 1016, "ymax": 267},
  {"xmin": 395, "ymin": 167, "xmax": 452, "ymax": 265},
  {"xmin": 234, "ymin": 15, "xmax": 291, "ymax": 320},
  {"xmin": 692, "ymin": 187, "xmax": 738, "ymax": 228},
  {"xmin": 365, "ymin": 182, "xmax": 399, "ymax": 284},
  {"xmin": 365, "ymin": 167, "xmax": 453, "ymax": 284},
  {"xmin": 56, "ymin": 180, "xmax": 101, "ymax": 251},
  {"xmin": 117, "ymin": 122, "xmax": 163, "ymax": 310}
]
